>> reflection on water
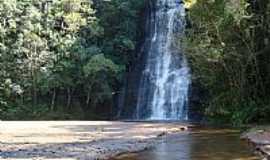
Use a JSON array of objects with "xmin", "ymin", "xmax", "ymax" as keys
[{"xmin": 113, "ymin": 127, "xmax": 260, "ymax": 160}]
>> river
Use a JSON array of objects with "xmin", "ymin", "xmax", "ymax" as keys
[{"xmin": 112, "ymin": 126, "xmax": 260, "ymax": 160}]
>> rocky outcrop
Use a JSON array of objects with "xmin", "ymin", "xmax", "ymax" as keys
[{"xmin": 241, "ymin": 127, "xmax": 270, "ymax": 159}]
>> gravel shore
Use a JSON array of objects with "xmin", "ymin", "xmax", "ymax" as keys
[{"xmin": 0, "ymin": 121, "xmax": 188, "ymax": 160}]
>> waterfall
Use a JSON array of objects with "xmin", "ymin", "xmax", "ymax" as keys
[{"xmin": 135, "ymin": 0, "xmax": 191, "ymax": 120}]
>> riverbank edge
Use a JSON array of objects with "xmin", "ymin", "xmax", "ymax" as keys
[
  {"xmin": 106, "ymin": 127, "xmax": 189, "ymax": 160},
  {"xmin": 241, "ymin": 127, "xmax": 270, "ymax": 159},
  {"xmin": 105, "ymin": 137, "xmax": 160, "ymax": 160},
  {"xmin": 0, "ymin": 121, "xmax": 190, "ymax": 160}
]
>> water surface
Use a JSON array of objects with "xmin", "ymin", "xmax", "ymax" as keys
[{"xmin": 113, "ymin": 127, "xmax": 260, "ymax": 160}]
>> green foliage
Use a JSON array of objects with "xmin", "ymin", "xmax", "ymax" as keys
[
  {"xmin": 83, "ymin": 54, "xmax": 123, "ymax": 106},
  {"xmin": 0, "ymin": 104, "xmax": 83, "ymax": 120},
  {"xmin": 0, "ymin": 0, "xmax": 145, "ymax": 120},
  {"xmin": 184, "ymin": 0, "xmax": 270, "ymax": 125},
  {"xmin": 83, "ymin": 54, "xmax": 120, "ymax": 77},
  {"xmin": 94, "ymin": 0, "xmax": 145, "ymax": 64}
]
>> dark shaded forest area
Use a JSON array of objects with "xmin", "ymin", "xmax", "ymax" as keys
[{"xmin": 185, "ymin": 0, "xmax": 270, "ymax": 125}]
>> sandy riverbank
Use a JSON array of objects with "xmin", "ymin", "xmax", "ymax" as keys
[{"xmin": 0, "ymin": 121, "xmax": 189, "ymax": 160}]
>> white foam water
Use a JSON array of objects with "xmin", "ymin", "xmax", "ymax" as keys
[{"xmin": 135, "ymin": 0, "xmax": 190, "ymax": 120}]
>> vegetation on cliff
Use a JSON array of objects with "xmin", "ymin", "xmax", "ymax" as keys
[{"xmin": 184, "ymin": 0, "xmax": 270, "ymax": 125}]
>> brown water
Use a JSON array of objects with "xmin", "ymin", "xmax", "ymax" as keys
[{"xmin": 113, "ymin": 127, "xmax": 260, "ymax": 160}]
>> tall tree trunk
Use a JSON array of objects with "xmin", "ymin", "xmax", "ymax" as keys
[
  {"xmin": 32, "ymin": 70, "xmax": 38, "ymax": 107},
  {"xmin": 21, "ymin": 94, "xmax": 24, "ymax": 105},
  {"xmin": 51, "ymin": 88, "xmax": 56, "ymax": 111},
  {"xmin": 86, "ymin": 90, "xmax": 91, "ymax": 107},
  {"xmin": 67, "ymin": 88, "xmax": 72, "ymax": 109},
  {"xmin": 32, "ymin": 43, "xmax": 38, "ymax": 107}
]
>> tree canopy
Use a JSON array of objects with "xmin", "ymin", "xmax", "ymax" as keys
[
  {"xmin": 184, "ymin": 0, "xmax": 270, "ymax": 125},
  {"xmin": 0, "ymin": 0, "xmax": 145, "ymax": 120}
]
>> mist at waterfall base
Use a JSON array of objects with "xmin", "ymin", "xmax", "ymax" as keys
[{"xmin": 118, "ymin": 0, "xmax": 191, "ymax": 121}]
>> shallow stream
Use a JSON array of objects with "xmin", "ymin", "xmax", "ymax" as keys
[{"xmin": 113, "ymin": 127, "xmax": 260, "ymax": 160}]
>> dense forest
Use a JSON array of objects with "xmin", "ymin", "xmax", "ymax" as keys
[
  {"xmin": 184, "ymin": 0, "xmax": 270, "ymax": 125},
  {"xmin": 0, "ymin": 0, "xmax": 145, "ymax": 120},
  {"xmin": 0, "ymin": 0, "xmax": 270, "ymax": 125}
]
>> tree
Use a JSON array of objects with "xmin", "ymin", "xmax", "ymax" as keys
[
  {"xmin": 184, "ymin": 0, "xmax": 270, "ymax": 125},
  {"xmin": 0, "ymin": 0, "xmax": 145, "ymax": 120},
  {"xmin": 83, "ymin": 54, "xmax": 122, "ymax": 108}
]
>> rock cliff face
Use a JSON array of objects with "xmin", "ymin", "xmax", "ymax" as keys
[
  {"xmin": 187, "ymin": 80, "xmax": 205, "ymax": 122},
  {"xmin": 115, "ymin": 1, "xmax": 150, "ymax": 119}
]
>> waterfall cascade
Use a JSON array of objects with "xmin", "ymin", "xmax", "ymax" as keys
[{"xmin": 134, "ymin": 0, "xmax": 191, "ymax": 120}]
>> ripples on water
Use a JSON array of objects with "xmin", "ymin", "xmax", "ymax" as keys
[{"xmin": 113, "ymin": 127, "xmax": 260, "ymax": 160}]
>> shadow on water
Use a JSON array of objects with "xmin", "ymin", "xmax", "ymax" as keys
[{"xmin": 112, "ymin": 126, "xmax": 260, "ymax": 160}]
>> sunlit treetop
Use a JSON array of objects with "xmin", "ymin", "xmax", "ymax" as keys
[{"xmin": 183, "ymin": 0, "xmax": 197, "ymax": 9}]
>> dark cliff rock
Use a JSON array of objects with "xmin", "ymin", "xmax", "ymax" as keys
[
  {"xmin": 188, "ymin": 79, "xmax": 206, "ymax": 122},
  {"xmin": 115, "ymin": 1, "xmax": 152, "ymax": 119}
]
